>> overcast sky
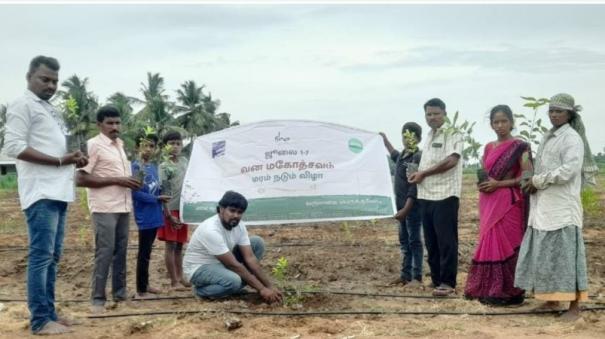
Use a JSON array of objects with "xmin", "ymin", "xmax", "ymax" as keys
[{"xmin": 1, "ymin": 3, "xmax": 605, "ymax": 156}]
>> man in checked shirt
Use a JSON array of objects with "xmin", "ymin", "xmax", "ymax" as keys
[{"xmin": 409, "ymin": 98, "xmax": 463, "ymax": 297}]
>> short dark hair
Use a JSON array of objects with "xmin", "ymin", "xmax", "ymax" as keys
[
  {"xmin": 29, "ymin": 55, "xmax": 60, "ymax": 74},
  {"xmin": 216, "ymin": 191, "xmax": 248, "ymax": 213},
  {"xmin": 96, "ymin": 105, "xmax": 121, "ymax": 122},
  {"xmin": 136, "ymin": 132, "xmax": 159, "ymax": 147},
  {"xmin": 423, "ymin": 98, "xmax": 446, "ymax": 112},
  {"xmin": 402, "ymin": 122, "xmax": 422, "ymax": 142},
  {"xmin": 162, "ymin": 130, "xmax": 183, "ymax": 144}
]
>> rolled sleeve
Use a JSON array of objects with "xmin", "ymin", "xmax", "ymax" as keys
[
  {"xmin": 532, "ymin": 137, "xmax": 583, "ymax": 190},
  {"xmin": 3, "ymin": 103, "xmax": 30, "ymax": 157},
  {"xmin": 448, "ymin": 132, "xmax": 464, "ymax": 157},
  {"xmin": 79, "ymin": 140, "xmax": 98, "ymax": 174}
]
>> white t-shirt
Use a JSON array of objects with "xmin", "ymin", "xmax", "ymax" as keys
[{"xmin": 183, "ymin": 214, "xmax": 251, "ymax": 282}]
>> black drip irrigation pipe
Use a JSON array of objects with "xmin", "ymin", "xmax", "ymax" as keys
[
  {"xmin": 0, "ymin": 290, "xmax": 490, "ymax": 303},
  {"xmin": 4, "ymin": 240, "xmax": 604, "ymax": 252},
  {"xmin": 86, "ymin": 306, "xmax": 605, "ymax": 319},
  {"xmin": 300, "ymin": 290, "xmax": 459, "ymax": 300},
  {"xmin": 0, "ymin": 242, "xmax": 374, "ymax": 252},
  {"xmin": 2, "ymin": 289, "xmax": 603, "ymax": 304}
]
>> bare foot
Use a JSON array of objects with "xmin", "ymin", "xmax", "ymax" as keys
[
  {"xmin": 404, "ymin": 279, "xmax": 422, "ymax": 289},
  {"xmin": 133, "ymin": 292, "xmax": 157, "ymax": 300},
  {"xmin": 147, "ymin": 286, "xmax": 162, "ymax": 294},
  {"xmin": 35, "ymin": 321, "xmax": 72, "ymax": 335},
  {"xmin": 56, "ymin": 315, "xmax": 81, "ymax": 326},
  {"xmin": 532, "ymin": 301, "xmax": 560, "ymax": 312},
  {"xmin": 169, "ymin": 285, "xmax": 190, "ymax": 292},
  {"xmin": 90, "ymin": 305, "xmax": 105, "ymax": 314},
  {"xmin": 387, "ymin": 277, "xmax": 407, "ymax": 286},
  {"xmin": 180, "ymin": 279, "xmax": 192, "ymax": 288},
  {"xmin": 560, "ymin": 309, "xmax": 581, "ymax": 322}
]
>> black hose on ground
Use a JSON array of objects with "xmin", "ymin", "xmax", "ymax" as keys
[{"xmin": 86, "ymin": 306, "xmax": 605, "ymax": 319}]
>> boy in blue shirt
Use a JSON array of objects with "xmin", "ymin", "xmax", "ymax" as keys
[{"xmin": 131, "ymin": 133, "xmax": 170, "ymax": 299}]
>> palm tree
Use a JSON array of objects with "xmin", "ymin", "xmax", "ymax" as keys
[
  {"xmin": 174, "ymin": 80, "xmax": 238, "ymax": 137},
  {"xmin": 137, "ymin": 72, "xmax": 174, "ymax": 133},
  {"xmin": 201, "ymin": 93, "xmax": 239, "ymax": 130},
  {"xmin": 107, "ymin": 92, "xmax": 136, "ymax": 124},
  {"xmin": 57, "ymin": 75, "xmax": 99, "ymax": 151},
  {"xmin": 174, "ymin": 80, "xmax": 212, "ymax": 136}
]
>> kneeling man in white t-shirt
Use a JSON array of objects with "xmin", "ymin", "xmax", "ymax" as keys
[{"xmin": 183, "ymin": 191, "xmax": 283, "ymax": 303}]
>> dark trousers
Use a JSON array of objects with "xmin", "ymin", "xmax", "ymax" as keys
[
  {"xmin": 91, "ymin": 213, "xmax": 130, "ymax": 305},
  {"xmin": 398, "ymin": 207, "xmax": 423, "ymax": 282},
  {"xmin": 136, "ymin": 227, "xmax": 158, "ymax": 293},
  {"xmin": 420, "ymin": 196, "xmax": 459, "ymax": 288}
]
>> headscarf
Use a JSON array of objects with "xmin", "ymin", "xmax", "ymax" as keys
[{"xmin": 549, "ymin": 93, "xmax": 598, "ymax": 186}]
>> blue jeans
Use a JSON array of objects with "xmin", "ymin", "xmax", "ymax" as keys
[
  {"xmin": 191, "ymin": 236, "xmax": 265, "ymax": 298},
  {"xmin": 24, "ymin": 199, "xmax": 67, "ymax": 333},
  {"xmin": 399, "ymin": 207, "xmax": 423, "ymax": 282}
]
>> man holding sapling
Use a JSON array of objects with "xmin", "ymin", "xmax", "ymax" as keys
[
  {"xmin": 3, "ymin": 55, "xmax": 88, "ymax": 335},
  {"xmin": 76, "ymin": 106, "xmax": 142, "ymax": 313},
  {"xmin": 183, "ymin": 191, "xmax": 283, "ymax": 303},
  {"xmin": 379, "ymin": 122, "xmax": 423, "ymax": 288},
  {"xmin": 408, "ymin": 98, "xmax": 463, "ymax": 297}
]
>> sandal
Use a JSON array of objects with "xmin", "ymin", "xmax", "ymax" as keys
[{"xmin": 432, "ymin": 284, "xmax": 455, "ymax": 297}]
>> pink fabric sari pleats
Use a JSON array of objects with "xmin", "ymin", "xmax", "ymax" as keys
[{"xmin": 464, "ymin": 139, "xmax": 529, "ymax": 301}]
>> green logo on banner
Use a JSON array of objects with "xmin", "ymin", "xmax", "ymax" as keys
[{"xmin": 348, "ymin": 138, "xmax": 363, "ymax": 153}]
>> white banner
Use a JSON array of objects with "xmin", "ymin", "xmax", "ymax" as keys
[{"xmin": 181, "ymin": 120, "xmax": 395, "ymax": 225}]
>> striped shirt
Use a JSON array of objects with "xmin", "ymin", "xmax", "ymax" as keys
[{"xmin": 417, "ymin": 128, "xmax": 464, "ymax": 201}]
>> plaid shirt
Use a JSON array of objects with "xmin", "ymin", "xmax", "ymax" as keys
[{"xmin": 417, "ymin": 128, "xmax": 464, "ymax": 200}]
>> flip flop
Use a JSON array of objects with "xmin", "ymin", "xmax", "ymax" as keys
[{"xmin": 432, "ymin": 286, "xmax": 455, "ymax": 297}]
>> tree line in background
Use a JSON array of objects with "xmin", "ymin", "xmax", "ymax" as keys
[
  {"xmin": 0, "ymin": 72, "xmax": 238, "ymax": 156},
  {"xmin": 1, "ymin": 89, "xmax": 605, "ymax": 166}
]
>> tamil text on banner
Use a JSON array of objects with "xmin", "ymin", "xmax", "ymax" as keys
[{"xmin": 180, "ymin": 120, "xmax": 395, "ymax": 225}]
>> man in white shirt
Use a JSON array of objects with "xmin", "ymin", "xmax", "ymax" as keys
[
  {"xmin": 183, "ymin": 191, "xmax": 283, "ymax": 303},
  {"xmin": 2, "ymin": 56, "xmax": 87, "ymax": 335},
  {"xmin": 408, "ymin": 98, "xmax": 463, "ymax": 297}
]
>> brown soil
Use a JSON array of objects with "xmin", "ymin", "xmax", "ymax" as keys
[{"xmin": 1, "ymin": 176, "xmax": 604, "ymax": 338}]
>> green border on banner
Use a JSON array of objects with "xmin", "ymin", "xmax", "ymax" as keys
[{"xmin": 182, "ymin": 195, "xmax": 394, "ymax": 223}]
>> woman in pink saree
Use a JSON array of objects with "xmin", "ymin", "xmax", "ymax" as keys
[{"xmin": 464, "ymin": 105, "xmax": 533, "ymax": 306}]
